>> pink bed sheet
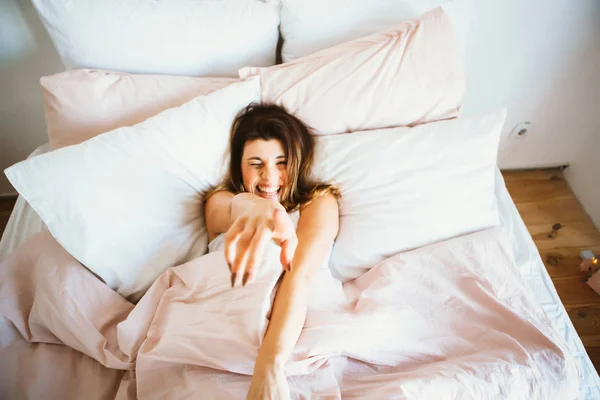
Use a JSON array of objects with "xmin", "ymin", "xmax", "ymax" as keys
[{"xmin": 0, "ymin": 227, "xmax": 579, "ymax": 399}]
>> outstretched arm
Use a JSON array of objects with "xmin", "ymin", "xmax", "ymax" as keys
[
  {"xmin": 205, "ymin": 191, "xmax": 281, "ymax": 242},
  {"xmin": 246, "ymin": 193, "xmax": 339, "ymax": 399}
]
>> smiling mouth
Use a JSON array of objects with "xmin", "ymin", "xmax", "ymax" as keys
[{"xmin": 256, "ymin": 186, "xmax": 280, "ymax": 199}]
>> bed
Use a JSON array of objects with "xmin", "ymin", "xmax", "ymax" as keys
[
  {"xmin": 2, "ymin": 142, "xmax": 598, "ymax": 398},
  {"xmin": 0, "ymin": 144, "xmax": 49, "ymax": 262},
  {"xmin": 1, "ymin": 0, "xmax": 598, "ymax": 398}
]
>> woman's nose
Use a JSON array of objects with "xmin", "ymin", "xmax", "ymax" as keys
[{"xmin": 261, "ymin": 164, "xmax": 279, "ymax": 182}]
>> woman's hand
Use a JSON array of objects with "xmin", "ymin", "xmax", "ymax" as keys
[
  {"xmin": 246, "ymin": 361, "xmax": 291, "ymax": 400},
  {"xmin": 225, "ymin": 194, "xmax": 297, "ymax": 287}
]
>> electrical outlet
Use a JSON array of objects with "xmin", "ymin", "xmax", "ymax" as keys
[
  {"xmin": 498, "ymin": 121, "xmax": 531, "ymax": 161},
  {"xmin": 510, "ymin": 122, "xmax": 531, "ymax": 137}
]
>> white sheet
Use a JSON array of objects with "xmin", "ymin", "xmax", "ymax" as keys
[
  {"xmin": 0, "ymin": 144, "xmax": 49, "ymax": 262},
  {"xmin": 1, "ymin": 145, "xmax": 598, "ymax": 398},
  {"xmin": 494, "ymin": 169, "xmax": 600, "ymax": 399}
]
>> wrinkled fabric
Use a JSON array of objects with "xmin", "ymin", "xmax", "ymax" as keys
[
  {"xmin": 41, "ymin": 69, "xmax": 236, "ymax": 150},
  {"xmin": 6, "ymin": 78, "xmax": 262, "ymax": 301},
  {"xmin": 0, "ymin": 227, "xmax": 578, "ymax": 399},
  {"xmin": 240, "ymin": 7, "xmax": 465, "ymax": 136},
  {"xmin": 493, "ymin": 169, "xmax": 600, "ymax": 399}
]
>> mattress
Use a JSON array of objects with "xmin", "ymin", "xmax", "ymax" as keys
[
  {"xmin": 0, "ymin": 143, "xmax": 49, "ymax": 262},
  {"xmin": 1, "ymin": 144, "xmax": 599, "ymax": 398}
]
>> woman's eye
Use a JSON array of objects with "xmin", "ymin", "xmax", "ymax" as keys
[
  {"xmin": 277, "ymin": 161, "xmax": 287, "ymax": 167},
  {"xmin": 250, "ymin": 164, "xmax": 262, "ymax": 168}
]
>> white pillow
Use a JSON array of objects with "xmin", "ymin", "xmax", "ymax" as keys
[
  {"xmin": 273, "ymin": 0, "xmax": 473, "ymax": 63},
  {"xmin": 4, "ymin": 78, "xmax": 261, "ymax": 301},
  {"xmin": 32, "ymin": 0, "xmax": 280, "ymax": 77},
  {"xmin": 314, "ymin": 109, "xmax": 505, "ymax": 281}
]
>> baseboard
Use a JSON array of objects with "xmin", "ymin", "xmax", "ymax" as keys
[{"xmin": 499, "ymin": 163, "xmax": 569, "ymax": 171}]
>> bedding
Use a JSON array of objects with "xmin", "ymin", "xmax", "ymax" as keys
[
  {"xmin": 0, "ymin": 144, "xmax": 48, "ymax": 263},
  {"xmin": 0, "ymin": 1, "xmax": 592, "ymax": 397},
  {"xmin": 0, "ymin": 224, "xmax": 579, "ymax": 398},
  {"xmin": 41, "ymin": 69, "xmax": 236, "ymax": 150},
  {"xmin": 494, "ymin": 171, "xmax": 600, "ymax": 399},
  {"xmin": 5, "ymin": 78, "xmax": 262, "ymax": 301},
  {"xmin": 0, "ymin": 332, "xmax": 128, "ymax": 400},
  {"xmin": 130, "ymin": 226, "xmax": 579, "ymax": 399},
  {"xmin": 32, "ymin": 0, "xmax": 280, "ymax": 77},
  {"xmin": 273, "ymin": 0, "xmax": 473, "ymax": 63},
  {"xmin": 1, "ymin": 169, "xmax": 597, "ymax": 398},
  {"xmin": 240, "ymin": 6, "xmax": 465, "ymax": 135},
  {"xmin": 314, "ymin": 109, "xmax": 504, "ymax": 281},
  {"xmin": 4, "ymin": 105, "xmax": 499, "ymax": 301}
]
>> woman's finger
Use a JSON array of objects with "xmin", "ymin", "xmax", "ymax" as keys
[
  {"xmin": 280, "ymin": 234, "xmax": 298, "ymax": 271},
  {"xmin": 231, "ymin": 224, "xmax": 256, "ymax": 287},
  {"xmin": 243, "ymin": 223, "xmax": 272, "ymax": 285},
  {"xmin": 271, "ymin": 209, "xmax": 295, "ymax": 241},
  {"xmin": 271, "ymin": 209, "xmax": 297, "ymax": 270},
  {"xmin": 224, "ymin": 217, "xmax": 244, "ymax": 269}
]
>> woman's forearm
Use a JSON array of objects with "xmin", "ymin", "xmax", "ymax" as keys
[
  {"xmin": 256, "ymin": 271, "xmax": 309, "ymax": 367},
  {"xmin": 254, "ymin": 194, "xmax": 339, "ymax": 368},
  {"xmin": 255, "ymin": 195, "xmax": 339, "ymax": 366}
]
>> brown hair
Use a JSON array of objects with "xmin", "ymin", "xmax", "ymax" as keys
[{"xmin": 206, "ymin": 103, "xmax": 340, "ymax": 212}]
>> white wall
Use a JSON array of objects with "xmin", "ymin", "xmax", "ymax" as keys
[
  {"xmin": 461, "ymin": 0, "xmax": 600, "ymax": 169},
  {"xmin": 0, "ymin": 0, "xmax": 599, "ymax": 195},
  {"xmin": 564, "ymin": 132, "xmax": 600, "ymax": 229},
  {"xmin": 0, "ymin": 0, "xmax": 63, "ymax": 195}
]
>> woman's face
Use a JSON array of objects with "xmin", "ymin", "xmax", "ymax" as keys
[{"xmin": 241, "ymin": 139, "xmax": 287, "ymax": 201}]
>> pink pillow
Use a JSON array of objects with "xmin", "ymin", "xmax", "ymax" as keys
[
  {"xmin": 239, "ymin": 7, "xmax": 465, "ymax": 135},
  {"xmin": 41, "ymin": 69, "xmax": 237, "ymax": 149}
]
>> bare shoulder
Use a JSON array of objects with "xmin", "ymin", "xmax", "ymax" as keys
[
  {"xmin": 205, "ymin": 190, "xmax": 234, "ymax": 210},
  {"xmin": 204, "ymin": 190, "xmax": 235, "ymax": 240},
  {"xmin": 301, "ymin": 192, "xmax": 339, "ymax": 213},
  {"xmin": 298, "ymin": 193, "xmax": 340, "ymax": 233}
]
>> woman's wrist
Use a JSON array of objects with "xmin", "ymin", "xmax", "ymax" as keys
[{"xmin": 255, "ymin": 351, "xmax": 287, "ymax": 371}]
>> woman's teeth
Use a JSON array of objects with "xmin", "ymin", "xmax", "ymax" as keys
[{"xmin": 257, "ymin": 186, "xmax": 280, "ymax": 196}]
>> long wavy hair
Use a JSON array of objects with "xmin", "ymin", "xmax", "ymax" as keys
[{"xmin": 206, "ymin": 103, "xmax": 340, "ymax": 212}]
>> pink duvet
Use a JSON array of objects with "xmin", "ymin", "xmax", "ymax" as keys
[{"xmin": 0, "ymin": 228, "xmax": 579, "ymax": 399}]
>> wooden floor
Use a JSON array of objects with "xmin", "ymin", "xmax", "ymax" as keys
[
  {"xmin": 503, "ymin": 168, "xmax": 600, "ymax": 372},
  {"xmin": 1, "ymin": 169, "xmax": 599, "ymax": 371}
]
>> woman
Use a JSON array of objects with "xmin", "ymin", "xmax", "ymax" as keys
[{"xmin": 204, "ymin": 103, "xmax": 340, "ymax": 399}]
